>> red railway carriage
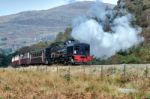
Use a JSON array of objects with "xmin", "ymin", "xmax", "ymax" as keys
[{"xmin": 20, "ymin": 53, "xmax": 30, "ymax": 66}]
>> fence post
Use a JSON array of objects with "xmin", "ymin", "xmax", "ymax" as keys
[
  {"xmin": 57, "ymin": 65, "xmax": 59, "ymax": 74},
  {"xmin": 67, "ymin": 66, "xmax": 71, "ymax": 84},
  {"xmin": 123, "ymin": 64, "xmax": 126, "ymax": 78},
  {"xmin": 144, "ymin": 65, "xmax": 148, "ymax": 78},
  {"xmin": 36, "ymin": 66, "xmax": 39, "ymax": 71},
  {"xmin": 113, "ymin": 66, "xmax": 116, "ymax": 75},
  {"xmin": 45, "ymin": 65, "xmax": 48, "ymax": 72},
  {"xmin": 69, "ymin": 66, "xmax": 71, "ymax": 76},
  {"xmin": 83, "ymin": 65, "xmax": 86, "ymax": 81},
  {"xmin": 101, "ymin": 65, "xmax": 103, "ymax": 80}
]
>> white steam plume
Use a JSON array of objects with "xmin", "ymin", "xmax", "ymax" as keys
[{"xmin": 71, "ymin": 0, "xmax": 144, "ymax": 59}]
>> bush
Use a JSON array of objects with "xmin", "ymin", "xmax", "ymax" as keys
[{"xmin": 122, "ymin": 54, "xmax": 140, "ymax": 64}]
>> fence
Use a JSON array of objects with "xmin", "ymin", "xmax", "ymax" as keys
[{"xmin": 6, "ymin": 64, "xmax": 150, "ymax": 79}]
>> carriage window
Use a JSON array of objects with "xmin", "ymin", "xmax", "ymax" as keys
[
  {"xmin": 74, "ymin": 46, "xmax": 80, "ymax": 55},
  {"xmin": 85, "ymin": 46, "xmax": 89, "ymax": 52},
  {"xmin": 74, "ymin": 45, "xmax": 90, "ymax": 55},
  {"xmin": 75, "ymin": 46, "xmax": 80, "ymax": 51},
  {"xmin": 85, "ymin": 46, "xmax": 90, "ymax": 55}
]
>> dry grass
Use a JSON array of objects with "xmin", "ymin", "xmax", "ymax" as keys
[{"xmin": 0, "ymin": 64, "xmax": 150, "ymax": 99}]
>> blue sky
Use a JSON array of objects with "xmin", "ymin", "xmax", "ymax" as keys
[{"xmin": 0, "ymin": 0, "xmax": 118, "ymax": 16}]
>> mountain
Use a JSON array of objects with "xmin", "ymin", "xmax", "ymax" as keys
[{"xmin": 0, "ymin": 1, "xmax": 114, "ymax": 53}]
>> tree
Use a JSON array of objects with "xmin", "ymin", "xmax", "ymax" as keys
[
  {"xmin": 0, "ymin": 52, "xmax": 10, "ymax": 67},
  {"xmin": 55, "ymin": 27, "xmax": 72, "ymax": 42}
]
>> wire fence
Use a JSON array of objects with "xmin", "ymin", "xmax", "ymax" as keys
[{"xmin": 5, "ymin": 64, "xmax": 150, "ymax": 79}]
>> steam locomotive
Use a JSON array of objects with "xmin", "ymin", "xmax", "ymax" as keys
[{"xmin": 11, "ymin": 39, "xmax": 92, "ymax": 66}]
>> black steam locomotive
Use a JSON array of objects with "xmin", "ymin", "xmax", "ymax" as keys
[{"xmin": 11, "ymin": 39, "xmax": 92, "ymax": 66}]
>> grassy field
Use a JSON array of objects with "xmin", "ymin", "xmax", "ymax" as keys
[{"xmin": 0, "ymin": 64, "xmax": 150, "ymax": 99}]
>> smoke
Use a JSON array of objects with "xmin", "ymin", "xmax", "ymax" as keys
[{"xmin": 71, "ymin": 0, "xmax": 144, "ymax": 59}]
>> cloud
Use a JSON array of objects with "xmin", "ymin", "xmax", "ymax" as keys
[
  {"xmin": 65, "ymin": 0, "xmax": 118, "ymax": 5},
  {"xmin": 0, "ymin": 0, "xmax": 118, "ymax": 16},
  {"xmin": 101, "ymin": 0, "xmax": 118, "ymax": 5}
]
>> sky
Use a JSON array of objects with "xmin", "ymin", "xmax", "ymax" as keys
[{"xmin": 0, "ymin": 0, "xmax": 118, "ymax": 16}]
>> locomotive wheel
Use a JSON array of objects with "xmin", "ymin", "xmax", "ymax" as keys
[
  {"xmin": 69, "ymin": 58, "xmax": 75, "ymax": 65},
  {"xmin": 45, "ymin": 59, "xmax": 52, "ymax": 65},
  {"xmin": 45, "ymin": 60, "xmax": 48, "ymax": 65}
]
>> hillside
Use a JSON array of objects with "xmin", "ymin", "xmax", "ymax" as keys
[
  {"xmin": 103, "ymin": 0, "xmax": 150, "ymax": 64},
  {"xmin": 0, "ymin": 1, "xmax": 113, "ymax": 53},
  {"xmin": 125, "ymin": 0, "xmax": 150, "ymax": 45}
]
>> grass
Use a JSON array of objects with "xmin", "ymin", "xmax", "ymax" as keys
[{"xmin": 0, "ymin": 65, "xmax": 149, "ymax": 99}]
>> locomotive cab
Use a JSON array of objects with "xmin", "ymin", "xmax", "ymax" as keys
[
  {"xmin": 74, "ymin": 43, "xmax": 90, "ymax": 56},
  {"xmin": 67, "ymin": 43, "xmax": 92, "ymax": 64}
]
